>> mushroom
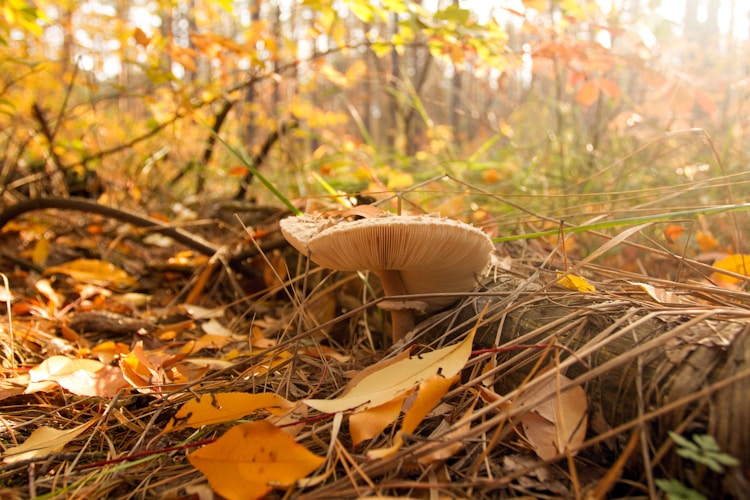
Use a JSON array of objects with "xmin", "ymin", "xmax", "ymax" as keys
[{"xmin": 280, "ymin": 212, "xmax": 494, "ymax": 343}]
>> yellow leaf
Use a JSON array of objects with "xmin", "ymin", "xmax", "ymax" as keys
[
  {"xmin": 2, "ymin": 421, "xmax": 95, "ymax": 464},
  {"xmin": 522, "ymin": 0, "xmax": 549, "ymax": 12},
  {"xmin": 188, "ymin": 420, "xmax": 325, "ymax": 500},
  {"xmin": 165, "ymin": 392, "xmax": 294, "ymax": 432},
  {"xmin": 32, "ymin": 236, "xmax": 49, "ymax": 266},
  {"xmin": 304, "ymin": 331, "xmax": 474, "ymax": 414},
  {"xmin": 519, "ymin": 375, "xmax": 588, "ymax": 461},
  {"xmin": 556, "ymin": 272, "xmax": 596, "ymax": 292},
  {"xmin": 367, "ymin": 374, "xmax": 457, "ymax": 460},
  {"xmin": 319, "ymin": 62, "xmax": 350, "ymax": 88},
  {"xmin": 44, "ymin": 259, "xmax": 137, "ymax": 289},
  {"xmin": 349, "ymin": 392, "xmax": 410, "ymax": 447},
  {"xmin": 90, "ymin": 341, "xmax": 131, "ymax": 365},
  {"xmin": 386, "ymin": 171, "xmax": 414, "ymax": 190},
  {"xmin": 711, "ymin": 254, "xmax": 750, "ymax": 284}
]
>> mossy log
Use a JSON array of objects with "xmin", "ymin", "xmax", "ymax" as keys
[{"xmin": 422, "ymin": 275, "xmax": 750, "ymax": 492}]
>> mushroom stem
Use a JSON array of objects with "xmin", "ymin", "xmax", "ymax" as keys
[{"xmin": 378, "ymin": 269, "xmax": 416, "ymax": 343}]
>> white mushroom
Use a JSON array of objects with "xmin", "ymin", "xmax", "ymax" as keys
[{"xmin": 280, "ymin": 213, "xmax": 494, "ymax": 343}]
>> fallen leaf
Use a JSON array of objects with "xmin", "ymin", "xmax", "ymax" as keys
[
  {"xmin": 349, "ymin": 392, "xmax": 410, "ymax": 447},
  {"xmin": 304, "ymin": 331, "xmax": 474, "ymax": 414},
  {"xmin": 188, "ymin": 420, "xmax": 325, "ymax": 500},
  {"xmin": 631, "ymin": 282, "xmax": 692, "ymax": 305},
  {"xmin": 367, "ymin": 374, "xmax": 457, "ymax": 460},
  {"xmin": 519, "ymin": 375, "xmax": 588, "ymax": 461},
  {"xmin": 302, "ymin": 345, "xmax": 351, "ymax": 363},
  {"xmin": 696, "ymin": 230, "xmax": 719, "ymax": 252},
  {"xmin": 663, "ymin": 224, "xmax": 685, "ymax": 243},
  {"xmin": 201, "ymin": 318, "xmax": 234, "ymax": 337},
  {"xmin": 44, "ymin": 259, "xmax": 137, "ymax": 289},
  {"xmin": 711, "ymin": 254, "xmax": 750, "ymax": 284},
  {"xmin": 165, "ymin": 392, "xmax": 294, "ymax": 432},
  {"xmin": 2, "ymin": 421, "xmax": 94, "ymax": 463},
  {"xmin": 556, "ymin": 272, "xmax": 596, "ymax": 293},
  {"xmin": 27, "ymin": 355, "xmax": 128, "ymax": 397},
  {"xmin": 90, "ymin": 341, "xmax": 131, "ymax": 365}
]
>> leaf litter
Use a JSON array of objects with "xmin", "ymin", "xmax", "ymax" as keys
[{"xmin": 0, "ymin": 190, "xmax": 749, "ymax": 499}]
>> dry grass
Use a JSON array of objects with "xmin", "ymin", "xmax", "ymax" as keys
[{"xmin": 1, "ymin": 194, "xmax": 749, "ymax": 499}]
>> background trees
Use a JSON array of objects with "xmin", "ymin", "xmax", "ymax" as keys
[{"xmin": 1, "ymin": 0, "xmax": 748, "ymax": 228}]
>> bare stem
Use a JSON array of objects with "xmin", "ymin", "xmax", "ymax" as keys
[{"xmin": 378, "ymin": 269, "xmax": 416, "ymax": 343}]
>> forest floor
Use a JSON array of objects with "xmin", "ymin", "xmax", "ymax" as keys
[{"xmin": 0, "ymin": 197, "xmax": 749, "ymax": 499}]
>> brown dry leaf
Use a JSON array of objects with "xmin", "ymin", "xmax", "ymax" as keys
[
  {"xmin": 188, "ymin": 420, "xmax": 325, "ymax": 500},
  {"xmin": 304, "ymin": 331, "xmax": 474, "ymax": 414},
  {"xmin": 519, "ymin": 375, "xmax": 588, "ymax": 461},
  {"xmin": 417, "ymin": 406, "xmax": 474, "ymax": 465},
  {"xmin": 250, "ymin": 325, "xmax": 276, "ymax": 349},
  {"xmin": 349, "ymin": 392, "xmax": 411, "ymax": 447},
  {"xmin": 2, "ymin": 420, "xmax": 95, "ymax": 464},
  {"xmin": 191, "ymin": 333, "xmax": 232, "ymax": 353},
  {"xmin": 262, "ymin": 249, "xmax": 289, "ymax": 288},
  {"xmin": 250, "ymin": 350, "xmax": 293, "ymax": 377},
  {"xmin": 367, "ymin": 374, "xmax": 458, "ymax": 460},
  {"xmin": 44, "ymin": 258, "xmax": 137, "ymax": 289},
  {"xmin": 711, "ymin": 254, "xmax": 750, "ymax": 284},
  {"xmin": 26, "ymin": 355, "xmax": 129, "ymax": 397},
  {"xmin": 302, "ymin": 345, "xmax": 351, "ymax": 363},
  {"xmin": 632, "ymin": 282, "xmax": 691, "ymax": 305},
  {"xmin": 165, "ymin": 392, "xmax": 295, "ymax": 432}
]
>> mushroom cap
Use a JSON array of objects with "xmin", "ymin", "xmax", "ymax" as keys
[{"xmin": 280, "ymin": 214, "xmax": 494, "ymax": 311}]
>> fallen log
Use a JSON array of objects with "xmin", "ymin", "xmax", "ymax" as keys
[{"xmin": 413, "ymin": 274, "xmax": 750, "ymax": 496}]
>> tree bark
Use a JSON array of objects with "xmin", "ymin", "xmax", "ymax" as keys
[{"xmin": 420, "ymin": 274, "xmax": 750, "ymax": 489}]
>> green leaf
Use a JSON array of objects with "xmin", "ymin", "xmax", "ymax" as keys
[
  {"xmin": 655, "ymin": 479, "xmax": 707, "ymax": 500},
  {"xmin": 669, "ymin": 431, "xmax": 699, "ymax": 453},
  {"xmin": 693, "ymin": 434, "xmax": 720, "ymax": 452}
]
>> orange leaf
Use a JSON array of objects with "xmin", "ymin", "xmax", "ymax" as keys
[
  {"xmin": 188, "ymin": 420, "xmax": 325, "ymax": 500},
  {"xmin": 696, "ymin": 230, "xmax": 719, "ymax": 252},
  {"xmin": 663, "ymin": 224, "xmax": 686, "ymax": 243},
  {"xmin": 133, "ymin": 27, "xmax": 150, "ymax": 48},
  {"xmin": 165, "ymin": 392, "xmax": 294, "ymax": 432},
  {"xmin": 366, "ymin": 374, "xmax": 457, "ymax": 460},
  {"xmin": 596, "ymin": 77, "xmax": 621, "ymax": 101},
  {"xmin": 575, "ymin": 80, "xmax": 600, "ymax": 108},
  {"xmin": 349, "ymin": 393, "xmax": 410, "ymax": 447}
]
